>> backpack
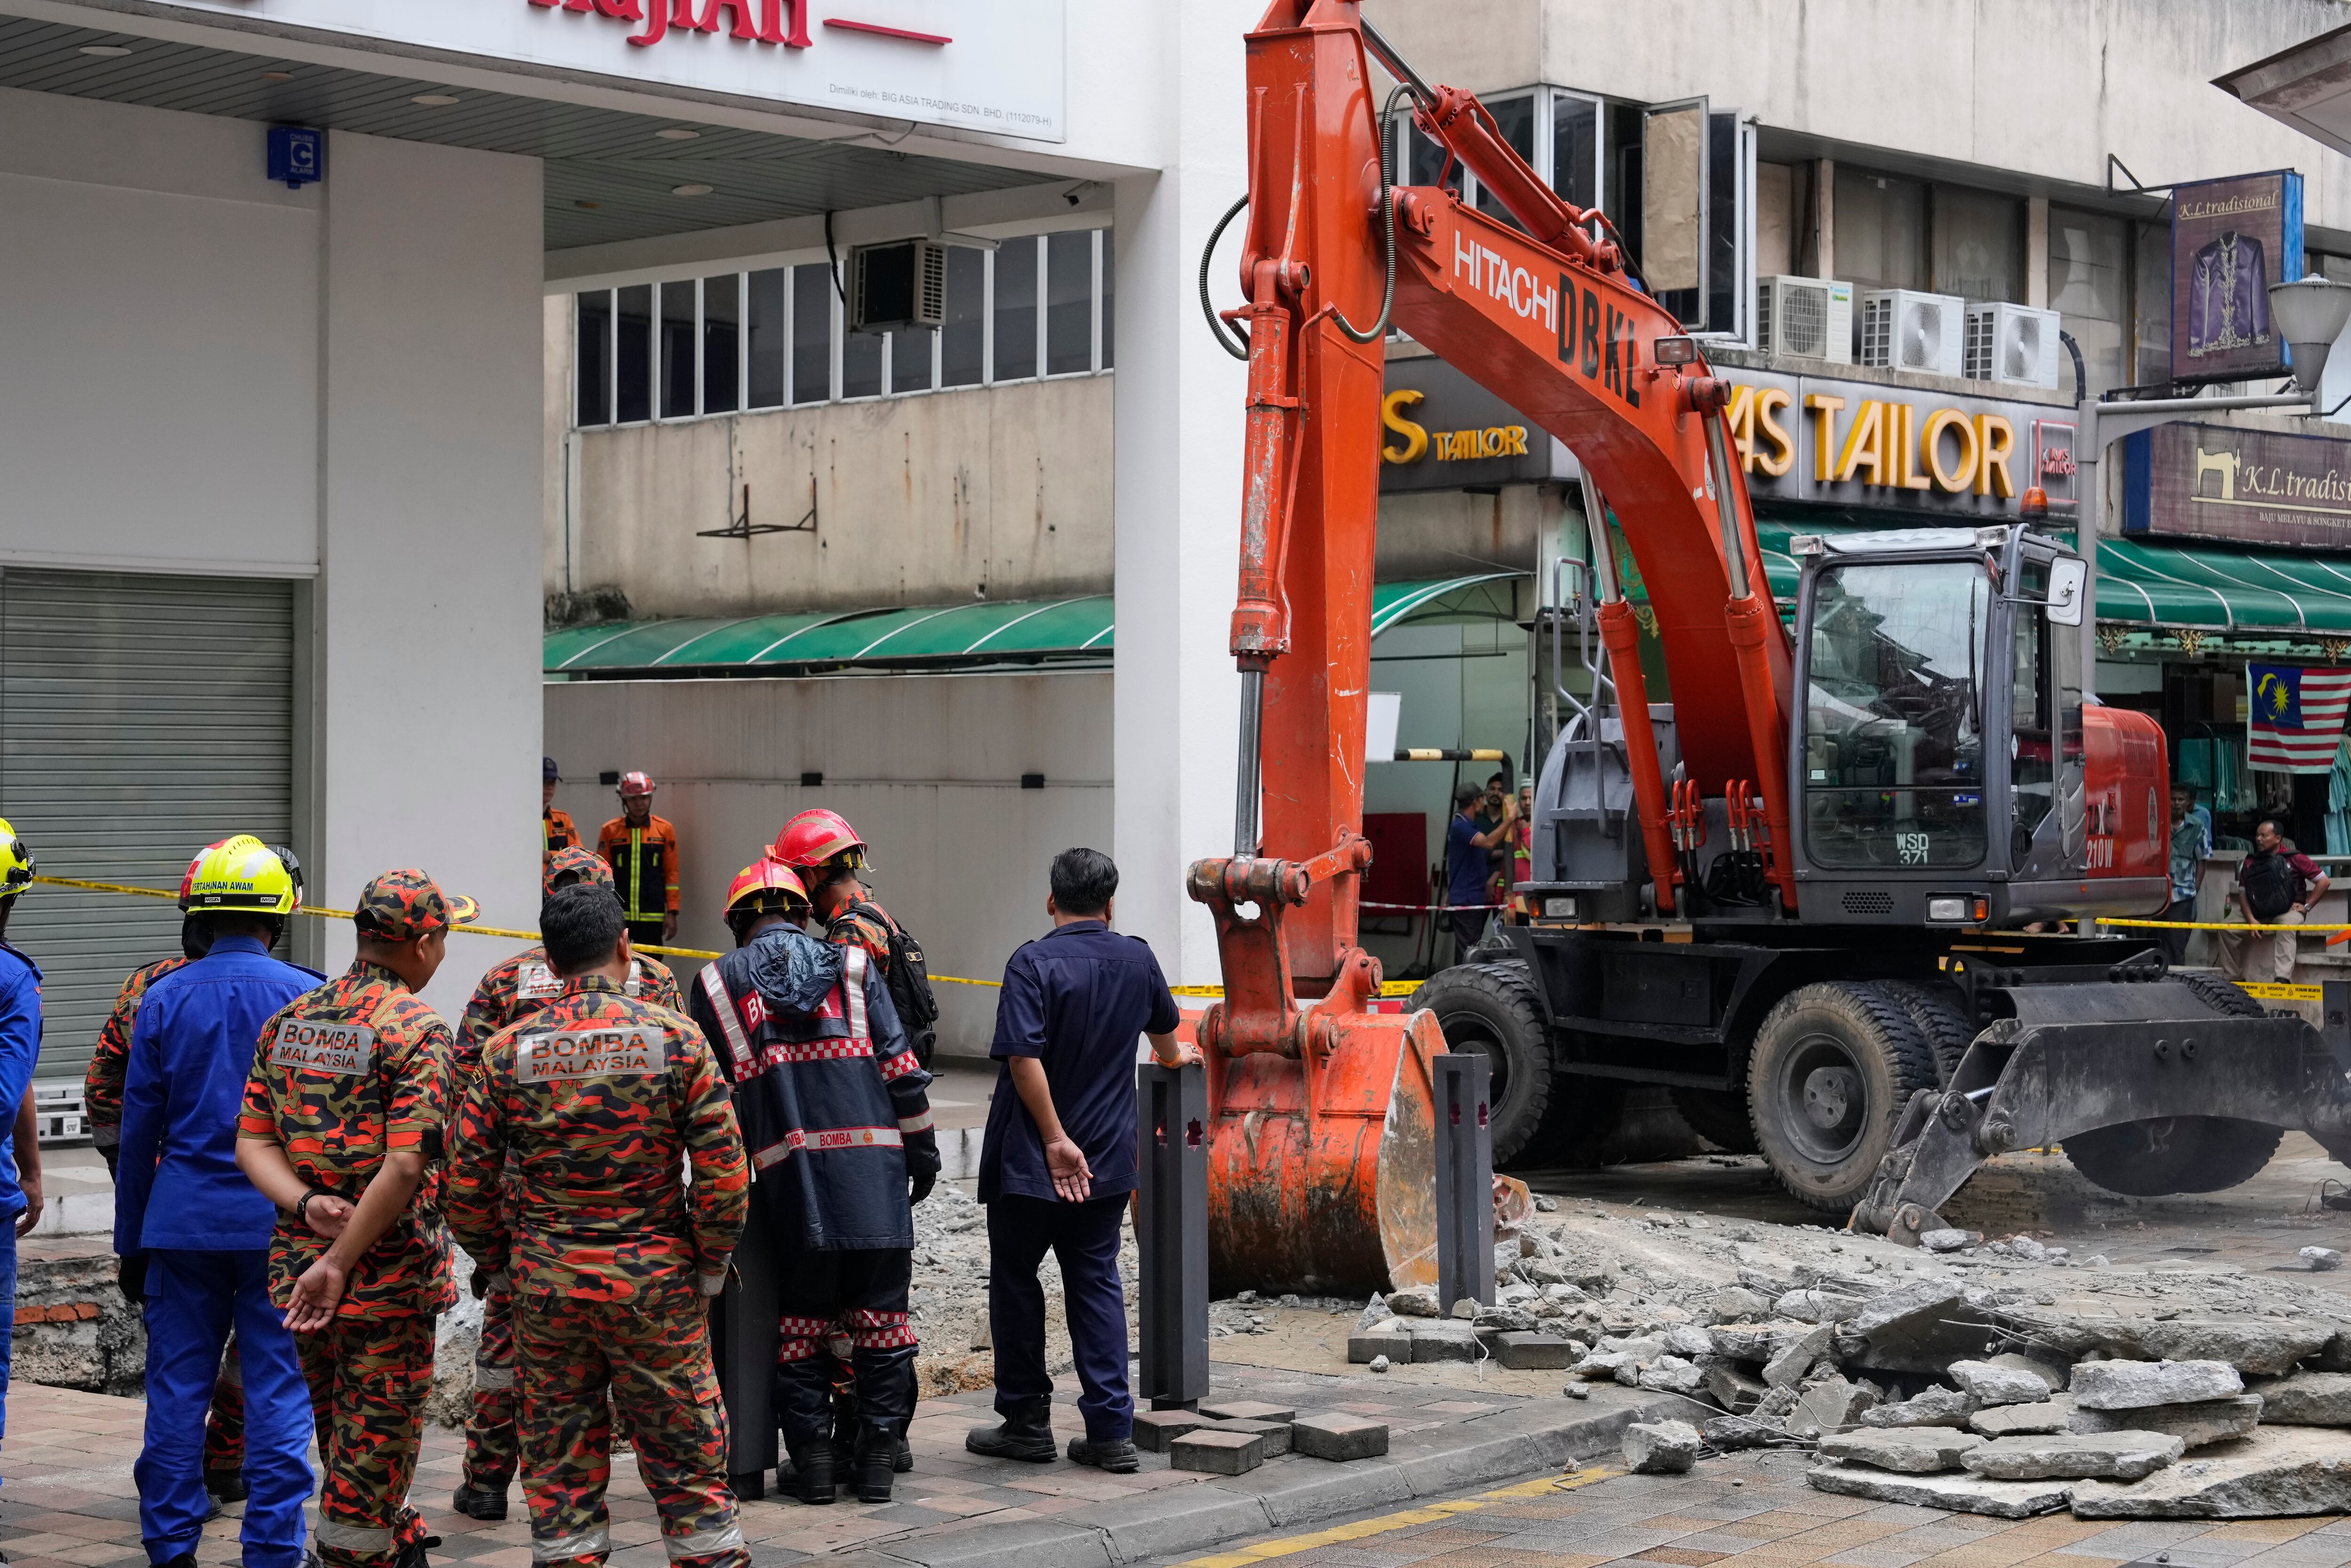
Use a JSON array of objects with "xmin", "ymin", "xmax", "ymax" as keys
[
  {"xmin": 843, "ymin": 900, "xmax": 940, "ymax": 1068},
  {"xmin": 2241, "ymin": 850, "xmax": 2305, "ymax": 922}
]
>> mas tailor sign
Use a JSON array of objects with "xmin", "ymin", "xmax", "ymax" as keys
[
  {"xmin": 2122, "ymin": 421, "xmax": 2351, "ymax": 549},
  {"xmin": 1379, "ymin": 357, "xmax": 1577, "ymax": 493},
  {"xmin": 118, "ymin": 0, "xmax": 1065, "ymax": 141},
  {"xmin": 2170, "ymin": 171, "xmax": 2304, "ymax": 385},
  {"xmin": 1719, "ymin": 367, "xmax": 2073, "ymax": 518}
]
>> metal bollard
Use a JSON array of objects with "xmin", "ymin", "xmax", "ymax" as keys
[
  {"xmin": 1136, "ymin": 1060, "xmax": 1209, "ymax": 1410},
  {"xmin": 1433, "ymin": 1052, "xmax": 1495, "ymax": 1318},
  {"xmin": 711, "ymin": 1176, "xmax": 784, "ymax": 1499}
]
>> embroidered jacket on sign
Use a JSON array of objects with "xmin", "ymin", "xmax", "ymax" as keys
[
  {"xmin": 686, "ymin": 925, "xmax": 937, "ymax": 1252},
  {"xmin": 238, "ymin": 960, "xmax": 458, "ymax": 1319},
  {"xmin": 86, "ymin": 954, "xmax": 192, "ymax": 1146},
  {"xmin": 458, "ymin": 949, "xmax": 679, "ymax": 1065},
  {"xmin": 445, "ymin": 977, "xmax": 748, "ymax": 1307}
]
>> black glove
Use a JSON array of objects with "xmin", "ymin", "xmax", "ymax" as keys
[
  {"xmin": 910, "ymin": 1170, "xmax": 937, "ymax": 1206},
  {"xmin": 118, "ymin": 1253, "xmax": 148, "ymax": 1305},
  {"xmin": 905, "ymin": 1128, "xmax": 940, "ymax": 1206}
]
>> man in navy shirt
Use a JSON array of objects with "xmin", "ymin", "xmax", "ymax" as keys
[
  {"xmin": 966, "ymin": 849, "xmax": 1193, "ymax": 1473},
  {"xmin": 1444, "ymin": 781, "xmax": 1514, "ymax": 958},
  {"xmin": 118, "ymin": 838, "xmax": 320, "ymax": 1568},
  {"xmin": 0, "ymin": 822, "xmax": 49, "ymax": 1499}
]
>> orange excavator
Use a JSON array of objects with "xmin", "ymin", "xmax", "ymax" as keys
[{"xmin": 1191, "ymin": 0, "xmax": 2351, "ymax": 1292}]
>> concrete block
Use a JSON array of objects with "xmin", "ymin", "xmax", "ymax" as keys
[
  {"xmin": 2126, "ymin": 1319, "xmax": 2332, "ymax": 1378},
  {"xmin": 1861, "ymin": 1386, "xmax": 1975, "ymax": 1428},
  {"xmin": 1950, "ymin": 1360, "xmax": 2051, "ymax": 1408},
  {"xmin": 2070, "ymin": 1395, "xmax": 2261, "ymax": 1448},
  {"xmin": 1806, "ymin": 1461, "xmax": 2073, "ymax": 1517},
  {"xmin": 1622, "ymin": 1419, "xmax": 1701, "ymax": 1474},
  {"xmin": 1709, "ymin": 1319, "xmax": 1812, "ymax": 1362},
  {"xmin": 1763, "ymin": 1323, "xmax": 1834, "ymax": 1389},
  {"xmin": 1200, "ymin": 1400, "xmax": 1296, "ymax": 1425},
  {"xmin": 1291, "ymin": 1412, "xmax": 1389, "ymax": 1461},
  {"xmin": 1491, "ymin": 1332, "xmax": 1578, "ymax": 1371},
  {"xmin": 1788, "ymin": 1376, "xmax": 1878, "ymax": 1439},
  {"xmin": 2071, "ymin": 1427, "xmax": 2351, "ymax": 1518},
  {"xmin": 2071, "ymin": 1359, "xmax": 2242, "ymax": 1410},
  {"xmin": 1704, "ymin": 1359, "xmax": 1772, "ymax": 1415},
  {"xmin": 1410, "ymin": 1320, "xmax": 1479, "ymax": 1363},
  {"xmin": 1133, "ymin": 1409, "xmax": 1212, "ymax": 1452},
  {"xmin": 1970, "ymin": 1396, "xmax": 2074, "ymax": 1438},
  {"xmin": 1210, "ymin": 1418, "xmax": 1291, "ymax": 1457},
  {"xmin": 1349, "ymin": 1330, "xmax": 1413, "ymax": 1365},
  {"xmin": 1962, "ymin": 1430, "xmax": 2184, "ymax": 1481},
  {"xmin": 1984, "ymin": 1351, "xmax": 2068, "ymax": 1393},
  {"xmin": 1171, "ymin": 1428, "xmax": 1264, "ymax": 1475},
  {"xmin": 2248, "ymin": 1371, "xmax": 2351, "ymax": 1426},
  {"xmin": 1818, "ymin": 1426, "xmax": 1983, "ymax": 1473}
]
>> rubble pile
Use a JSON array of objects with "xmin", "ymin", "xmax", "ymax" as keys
[{"xmin": 1347, "ymin": 1202, "xmax": 2351, "ymax": 1519}]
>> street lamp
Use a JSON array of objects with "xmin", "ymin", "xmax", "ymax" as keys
[{"xmin": 2268, "ymin": 274, "xmax": 2351, "ymax": 394}]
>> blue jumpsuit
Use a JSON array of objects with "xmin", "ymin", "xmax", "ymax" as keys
[
  {"xmin": 0, "ymin": 941, "xmax": 46, "ymax": 1487},
  {"xmin": 117, "ymin": 934, "xmax": 321, "ymax": 1568}
]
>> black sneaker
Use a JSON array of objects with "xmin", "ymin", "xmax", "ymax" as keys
[
  {"xmin": 1065, "ymin": 1436, "xmax": 1139, "ymax": 1474},
  {"xmin": 450, "ymin": 1483, "xmax": 507, "ymax": 1521},
  {"xmin": 203, "ymin": 1469, "xmax": 247, "ymax": 1504},
  {"xmin": 791, "ymin": 1442, "xmax": 836, "ymax": 1505},
  {"xmin": 965, "ymin": 1410, "xmax": 1056, "ymax": 1464}
]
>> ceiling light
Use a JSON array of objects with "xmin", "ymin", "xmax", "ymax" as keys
[
  {"xmin": 671, "ymin": 183, "xmax": 714, "ymax": 197},
  {"xmin": 655, "ymin": 127, "xmax": 701, "ymax": 141},
  {"xmin": 78, "ymin": 45, "xmax": 132, "ymax": 57},
  {"xmin": 411, "ymin": 93, "xmax": 460, "ymax": 107}
]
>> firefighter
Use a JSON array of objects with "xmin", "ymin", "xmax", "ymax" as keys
[
  {"xmin": 234, "ymin": 869, "xmax": 470, "ymax": 1568},
  {"xmin": 118, "ymin": 836, "xmax": 320, "ymax": 1568},
  {"xmin": 83, "ymin": 845, "xmax": 251, "ymax": 1504},
  {"xmin": 597, "ymin": 771, "xmax": 679, "ymax": 950},
  {"xmin": 0, "ymin": 823, "xmax": 47, "ymax": 1495},
  {"xmin": 544, "ymin": 758, "xmax": 580, "ymax": 858},
  {"xmin": 448, "ymin": 845, "xmax": 680, "ymax": 1522},
  {"xmin": 447, "ymin": 883, "xmax": 750, "ymax": 1568},
  {"xmin": 686, "ymin": 858, "xmax": 937, "ymax": 1506},
  {"xmin": 770, "ymin": 809, "xmax": 939, "ymax": 1068}
]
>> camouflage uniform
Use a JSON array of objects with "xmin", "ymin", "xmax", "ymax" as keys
[
  {"xmin": 87, "ymin": 954, "xmax": 250, "ymax": 1483},
  {"xmin": 447, "ymin": 978, "xmax": 750, "ymax": 1568},
  {"xmin": 239, "ymin": 883, "xmax": 461, "ymax": 1568},
  {"xmin": 451, "ymin": 847, "xmax": 677, "ymax": 1500}
]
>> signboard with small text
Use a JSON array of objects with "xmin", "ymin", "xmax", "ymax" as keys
[
  {"xmin": 2122, "ymin": 420, "xmax": 2351, "ymax": 549},
  {"xmin": 1380, "ymin": 357, "xmax": 1576, "ymax": 493},
  {"xmin": 2170, "ymin": 170, "xmax": 2304, "ymax": 386}
]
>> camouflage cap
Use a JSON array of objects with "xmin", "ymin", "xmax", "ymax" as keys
[
  {"xmin": 542, "ymin": 845, "xmax": 614, "ymax": 899},
  {"xmin": 355, "ymin": 868, "xmax": 480, "ymax": 940}
]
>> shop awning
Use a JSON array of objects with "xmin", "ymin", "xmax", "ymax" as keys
[
  {"xmin": 545, "ymin": 574, "xmax": 1528, "ymax": 675},
  {"xmin": 1753, "ymin": 520, "xmax": 2351, "ymax": 638}
]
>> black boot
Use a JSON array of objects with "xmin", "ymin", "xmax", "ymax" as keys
[
  {"xmin": 450, "ymin": 1482, "xmax": 507, "ymax": 1521},
  {"xmin": 965, "ymin": 1397, "xmax": 1057, "ymax": 1463},
  {"xmin": 393, "ymin": 1534, "xmax": 441, "ymax": 1568},
  {"xmin": 895, "ymin": 1436, "xmax": 914, "ymax": 1473},
  {"xmin": 1066, "ymin": 1435, "xmax": 1139, "ymax": 1474},
  {"xmin": 202, "ymin": 1468, "xmax": 247, "ymax": 1504},
  {"xmin": 790, "ymin": 1442, "xmax": 836, "ymax": 1505},
  {"xmin": 856, "ymin": 1439, "xmax": 895, "ymax": 1504}
]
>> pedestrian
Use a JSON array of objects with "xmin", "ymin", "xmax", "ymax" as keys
[
  {"xmin": 597, "ymin": 771, "xmax": 679, "ymax": 949},
  {"xmin": 448, "ymin": 845, "xmax": 680, "ymax": 1521},
  {"xmin": 965, "ymin": 848, "xmax": 1197, "ymax": 1473},
  {"xmin": 117, "ymin": 836, "xmax": 321, "ymax": 1568},
  {"xmin": 235, "ymin": 869, "xmax": 471, "ymax": 1568},
  {"xmin": 2162, "ymin": 786, "xmax": 2211, "ymax": 966},
  {"xmin": 686, "ymin": 858, "xmax": 936, "ymax": 1506},
  {"xmin": 1476, "ymin": 771, "xmax": 1512, "ymax": 901},
  {"xmin": 544, "ymin": 758, "xmax": 580, "ymax": 858},
  {"xmin": 1510, "ymin": 778, "xmax": 1534, "ymax": 913},
  {"xmin": 85, "ymin": 843, "xmax": 252, "ymax": 1505},
  {"xmin": 770, "ymin": 809, "xmax": 941, "ymax": 1068},
  {"xmin": 1444, "ymin": 781, "xmax": 1512, "ymax": 960},
  {"xmin": 0, "ymin": 822, "xmax": 47, "ymax": 1494},
  {"xmin": 447, "ymin": 883, "xmax": 750, "ymax": 1568},
  {"xmin": 2218, "ymin": 817, "xmax": 2331, "ymax": 983}
]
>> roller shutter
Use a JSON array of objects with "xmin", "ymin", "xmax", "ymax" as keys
[{"xmin": 0, "ymin": 567, "xmax": 294, "ymax": 1084}]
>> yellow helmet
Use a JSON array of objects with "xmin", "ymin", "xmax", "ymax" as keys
[
  {"xmin": 187, "ymin": 835, "xmax": 300, "ymax": 916},
  {"xmin": 0, "ymin": 819, "xmax": 31, "ymax": 901}
]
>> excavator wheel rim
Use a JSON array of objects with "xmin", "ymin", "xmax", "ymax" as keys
[{"xmin": 1747, "ymin": 981, "xmax": 1940, "ymax": 1214}]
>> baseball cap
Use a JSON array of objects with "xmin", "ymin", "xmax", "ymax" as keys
[
  {"xmin": 542, "ymin": 845, "xmax": 614, "ymax": 899},
  {"xmin": 355, "ymin": 868, "xmax": 481, "ymax": 940},
  {"xmin": 544, "ymin": 756, "xmax": 561, "ymax": 784}
]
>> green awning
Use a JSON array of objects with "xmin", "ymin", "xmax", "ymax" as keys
[
  {"xmin": 545, "ymin": 574, "xmax": 1527, "ymax": 675},
  {"xmin": 1752, "ymin": 520, "xmax": 2351, "ymax": 638}
]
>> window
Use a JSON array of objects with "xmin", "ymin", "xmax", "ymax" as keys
[
  {"xmin": 1931, "ymin": 188, "xmax": 2021, "ymax": 304},
  {"xmin": 570, "ymin": 226, "xmax": 1114, "ymax": 426},
  {"xmin": 1551, "ymin": 94, "xmax": 1599, "ymax": 212},
  {"xmin": 1804, "ymin": 561, "xmax": 1990, "ymax": 870},
  {"xmin": 2049, "ymin": 207, "xmax": 2129, "ymax": 397},
  {"xmin": 2011, "ymin": 559, "xmax": 2053, "ymax": 840},
  {"xmin": 1474, "ymin": 95, "xmax": 1537, "ymax": 229},
  {"xmin": 1835, "ymin": 167, "xmax": 1928, "ymax": 296}
]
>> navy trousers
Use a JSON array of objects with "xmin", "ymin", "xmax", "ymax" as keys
[
  {"xmin": 136, "ymin": 1250, "xmax": 312, "ymax": 1568},
  {"xmin": 0, "ymin": 1216, "xmax": 16, "ymax": 1484},
  {"xmin": 986, "ymin": 1194, "xmax": 1130, "ymax": 1442}
]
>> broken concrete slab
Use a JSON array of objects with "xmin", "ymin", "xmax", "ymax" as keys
[
  {"xmin": 1569, "ymin": 1351, "xmax": 1629, "ymax": 1381},
  {"xmin": 1708, "ymin": 1286, "xmax": 1769, "ymax": 1324},
  {"xmin": 1860, "ymin": 1385, "xmax": 1975, "ymax": 1428},
  {"xmin": 1661, "ymin": 1325, "xmax": 1713, "ymax": 1358},
  {"xmin": 1701, "ymin": 1413, "xmax": 1776, "ymax": 1452},
  {"xmin": 1762, "ymin": 1323, "xmax": 1833, "ymax": 1389},
  {"xmin": 1704, "ymin": 1358, "xmax": 1770, "ymax": 1415},
  {"xmin": 1984, "ymin": 1350, "xmax": 2068, "ymax": 1394},
  {"xmin": 1971, "ymin": 1397, "xmax": 2075, "ymax": 1438},
  {"xmin": 1289, "ymin": 1412, "xmax": 1388, "ymax": 1461},
  {"xmin": 1385, "ymin": 1287, "xmax": 1439, "ymax": 1317},
  {"xmin": 1622, "ymin": 1419, "xmax": 1700, "ymax": 1475},
  {"xmin": 2071, "ymin": 1359, "xmax": 2243, "ymax": 1410},
  {"xmin": 2070, "ymin": 1427, "xmax": 2351, "ymax": 1518},
  {"xmin": 1807, "ymin": 1461, "xmax": 2072, "ymax": 1517},
  {"xmin": 1635, "ymin": 1355, "xmax": 1706, "ymax": 1395},
  {"xmin": 2247, "ymin": 1371, "xmax": 2351, "ymax": 1426},
  {"xmin": 2070, "ymin": 1395, "xmax": 2261, "ymax": 1449},
  {"xmin": 1951, "ymin": 1360, "xmax": 2051, "ymax": 1408},
  {"xmin": 1818, "ymin": 1426, "xmax": 1984, "ymax": 1474},
  {"xmin": 1962, "ymin": 1430, "xmax": 2185, "ymax": 1481},
  {"xmin": 1708, "ymin": 1320, "xmax": 1808, "ymax": 1362},
  {"xmin": 1787, "ymin": 1376, "xmax": 1877, "ymax": 1440},
  {"xmin": 1920, "ymin": 1229, "xmax": 1972, "ymax": 1253},
  {"xmin": 2126, "ymin": 1319, "xmax": 2334, "ymax": 1377},
  {"xmin": 1850, "ymin": 1279, "xmax": 1965, "ymax": 1338}
]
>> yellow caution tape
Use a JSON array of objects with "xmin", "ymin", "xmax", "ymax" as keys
[
  {"xmin": 2097, "ymin": 916, "xmax": 2351, "ymax": 932},
  {"xmin": 2239, "ymin": 981, "xmax": 2324, "ymax": 1001},
  {"xmin": 1169, "ymin": 978, "xmax": 1422, "ymax": 1000},
  {"xmin": 27, "ymin": 874, "xmax": 1006, "ymax": 987}
]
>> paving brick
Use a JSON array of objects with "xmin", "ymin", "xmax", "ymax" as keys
[
  {"xmin": 1293, "ymin": 1411, "xmax": 1391, "ymax": 1460},
  {"xmin": 1491, "ymin": 1333, "xmax": 1581, "ymax": 1371},
  {"xmin": 1133, "ymin": 1408, "xmax": 1214, "ymax": 1452},
  {"xmin": 1201, "ymin": 1399, "xmax": 1298, "ymax": 1424},
  {"xmin": 1213, "ymin": 1417, "xmax": 1294, "ymax": 1456},
  {"xmin": 1171, "ymin": 1428, "xmax": 1266, "ymax": 1475}
]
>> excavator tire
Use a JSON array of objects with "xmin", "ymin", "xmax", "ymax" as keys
[
  {"xmin": 1747, "ymin": 981, "xmax": 1940, "ymax": 1213},
  {"xmin": 1519, "ymin": 1074, "xmax": 1633, "ymax": 1169},
  {"xmin": 1668, "ymin": 1088, "xmax": 1759, "ymax": 1155},
  {"xmin": 1409, "ymin": 961, "xmax": 1555, "ymax": 1168},
  {"xmin": 2062, "ymin": 974, "xmax": 2283, "ymax": 1197},
  {"xmin": 1876, "ymin": 979, "xmax": 1978, "ymax": 1087}
]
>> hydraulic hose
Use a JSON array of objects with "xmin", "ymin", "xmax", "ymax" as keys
[
  {"xmin": 1326, "ymin": 85, "xmax": 1410, "ymax": 346},
  {"xmin": 1199, "ymin": 197, "xmax": 1252, "ymax": 361}
]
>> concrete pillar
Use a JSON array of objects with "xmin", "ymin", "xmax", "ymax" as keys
[
  {"xmin": 1111, "ymin": 4, "xmax": 1253, "ymax": 985},
  {"xmin": 315, "ymin": 132, "xmax": 545, "ymax": 1018}
]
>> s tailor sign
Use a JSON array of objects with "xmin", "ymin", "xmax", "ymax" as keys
[{"xmin": 120, "ymin": 0, "xmax": 1066, "ymax": 141}]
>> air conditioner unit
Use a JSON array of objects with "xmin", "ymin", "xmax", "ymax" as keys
[
  {"xmin": 1965, "ymin": 302, "xmax": 2062, "ymax": 389},
  {"xmin": 1756, "ymin": 276, "xmax": 1853, "ymax": 365},
  {"xmin": 848, "ymin": 238, "xmax": 948, "ymax": 333},
  {"xmin": 1861, "ymin": 289, "xmax": 1965, "ymax": 376}
]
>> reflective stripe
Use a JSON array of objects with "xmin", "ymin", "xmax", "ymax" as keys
[
  {"xmin": 534, "ymin": 1526, "xmax": 612, "ymax": 1563},
  {"xmin": 628, "ymin": 828, "xmax": 648, "ymax": 922},
  {"xmin": 697, "ymin": 1270, "xmax": 728, "ymax": 1297},
  {"xmin": 852, "ymin": 1322, "xmax": 918, "ymax": 1350},
  {"xmin": 751, "ymin": 1125, "xmax": 903, "ymax": 1169},
  {"xmin": 698, "ymin": 965, "xmax": 756, "ymax": 1078},
  {"xmin": 315, "ymin": 1520, "xmax": 395, "ymax": 1552},
  {"xmin": 844, "ymin": 947, "xmax": 868, "ymax": 1040},
  {"xmin": 778, "ymin": 1315, "xmax": 831, "ymax": 1336},
  {"xmin": 664, "ymin": 1521, "xmax": 744, "ymax": 1562},
  {"xmin": 877, "ymin": 1050, "xmax": 921, "ymax": 1082},
  {"xmin": 473, "ymin": 1364, "xmax": 516, "ymax": 1390},
  {"xmin": 897, "ymin": 1111, "xmax": 934, "ymax": 1135},
  {"xmin": 757, "ymin": 1037, "xmax": 873, "ymax": 1069}
]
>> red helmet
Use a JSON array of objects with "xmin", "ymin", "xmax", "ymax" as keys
[
  {"xmin": 770, "ymin": 808, "xmax": 869, "ymax": 872},
  {"xmin": 617, "ymin": 771, "xmax": 655, "ymax": 799},
  {"xmin": 725, "ymin": 858, "xmax": 810, "ymax": 921}
]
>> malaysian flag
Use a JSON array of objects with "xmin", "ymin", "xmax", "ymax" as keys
[{"xmin": 2248, "ymin": 663, "xmax": 2351, "ymax": 772}]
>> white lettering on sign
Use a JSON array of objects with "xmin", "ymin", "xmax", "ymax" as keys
[
  {"xmin": 519, "ymin": 1026, "xmax": 665, "ymax": 1082},
  {"xmin": 1452, "ymin": 232, "xmax": 1556, "ymax": 331},
  {"xmin": 271, "ymin": 1021, "xmax": 376, "ymax": 1076},
  {"xmin": 518, "ymin": 965, "xmax": 562, "ymax": 1001}
]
